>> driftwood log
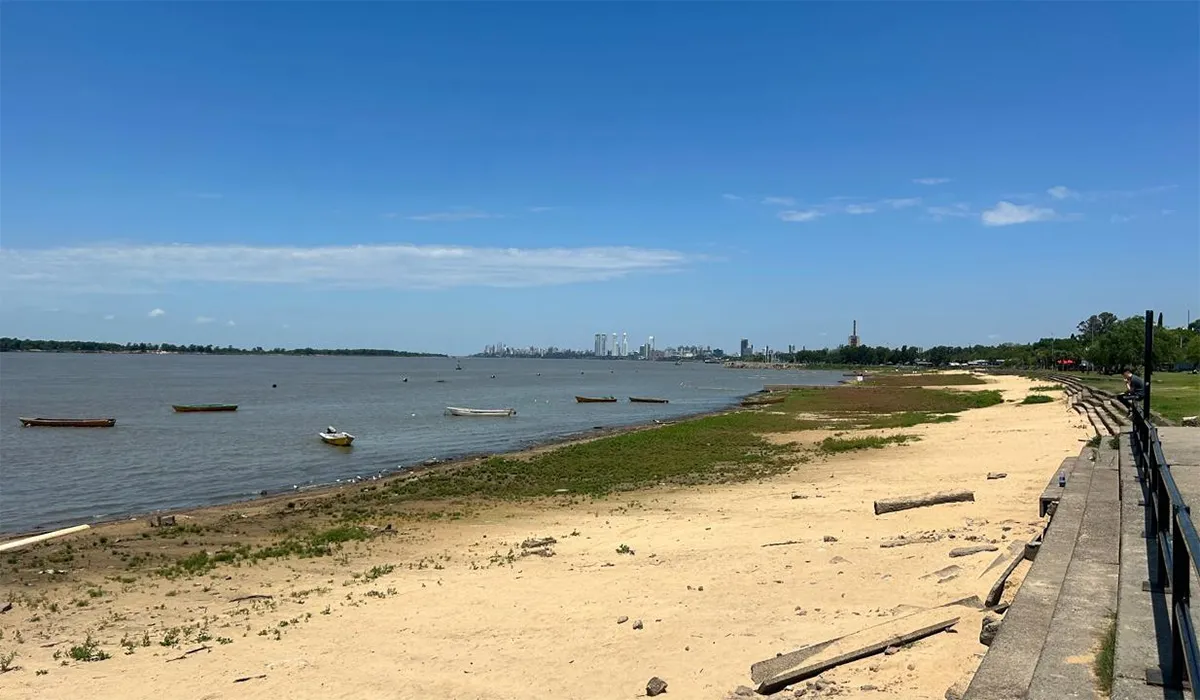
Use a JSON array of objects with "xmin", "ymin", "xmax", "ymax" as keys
[{"xmin": 874, "ymin": 490, "xmax": 974, "ymax": 516}]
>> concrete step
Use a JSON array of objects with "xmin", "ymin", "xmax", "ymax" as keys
[
  {"xmin": 1112, "ymin": 430, "xmax": 1190, "ymax": 700},
  {"xmin": 1028, "ymin": 446, "xmax": 1121, "ymax": 699},
  {"xmin": 964, "ymin": 450, "xmax": 1094, "ymax": 700}
]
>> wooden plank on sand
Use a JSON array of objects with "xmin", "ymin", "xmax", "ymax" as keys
[{"xmin": 751, "ymin": 597, "xmax": 979, "ymax": 694}]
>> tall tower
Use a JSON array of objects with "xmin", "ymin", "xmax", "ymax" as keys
[
  {"xmin": 848, "ymin": 320, "xmax": 861, "ymax": 348},
  {"xmin": 621, "ymin": 332, "xmax": 628, "ymax": 357}
]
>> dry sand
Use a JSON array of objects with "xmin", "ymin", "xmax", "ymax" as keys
[{"xmin": 0, "ymin": 375, "xmax": 1090, "ymax": 699}]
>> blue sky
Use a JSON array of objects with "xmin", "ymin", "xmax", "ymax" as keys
[{"xmin": 1, "ymin": 3, "xmax": 1197, "ymax": 355}]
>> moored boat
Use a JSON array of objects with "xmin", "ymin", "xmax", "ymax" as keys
[
  {"xmin": 319, "ymin": 426, "xmax": 355, "ymax": 446},
  {"xmin": 445, "ymin": 406, "xmax": 517, "ymax": 417},
  {"xmin": 19, "ymin": 417, "xmax": 116, "ymax": 428},
  {"xmin": 172, "ymin": 404, "xmax": 238, "ymax": 413},
  {"xmin": 740, "ymin": 395, "xmax": 786, "ymax": 407},
  {"xmin": 575, "ymin": 396, "xmax": 617, "ymax": 403},
  {"xmin": 629, "ymin": 397, "xmax": 669, "ymax": 404}
]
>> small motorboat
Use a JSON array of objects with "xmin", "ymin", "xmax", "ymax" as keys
[
  {"xmin": 445, "ymin": 406, "xmax": 517, "ymax": 417},
  {"xmin": 20, "ymin": 417, "xmax": 116, "ymax": 428},
  {"xmin": 575, "ymin": 396, "xmax": 617, "ymax": 403},
  {"xmin": 629, "ymin": 397, "xmax": 669, "ymax": 404},
  {"xmin": 172, "ymin": 404, "xmax": 238, "ymax": 413},
  {"xmin": 319, "ymin": 426, "xmax": 355, "ymax": 446}
]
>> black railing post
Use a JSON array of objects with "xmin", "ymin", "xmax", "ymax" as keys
[
  {"xmin": 1170, "ymin": 501, "xmax": 1191, "ymax": 688},
  {"xmin": 1144, "ymin": 310, "xmax": 1154, "ymax": 423}
]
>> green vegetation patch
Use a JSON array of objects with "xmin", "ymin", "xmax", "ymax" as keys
[
  {"xmin": 865, "ymin": 374, "xmax": 987, "ymax": 387},
  {"xmin": 1020, "ymin": 394, "xmax": 1055, "ymax": 405},
  {"xmin": 1095, "ymin": 615, "xmax": 1116, "ymax": 695},
  {"xmin": 159, "ymin": 526, "xmax": 371, "ymax": 577},
  {"xmin": 819, "ymin": 434, "xmax": 919, "ymax": 453}
]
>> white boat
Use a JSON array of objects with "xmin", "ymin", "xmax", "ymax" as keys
[
  {"xmin": 445, "ymin": 406, "xmax": 516, "ymax": 417},
  {"xmin": 319, "ymin": 426, "xmax": 355, "ymax": 446}
]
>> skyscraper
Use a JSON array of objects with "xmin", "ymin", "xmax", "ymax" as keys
[
  {"xmin": 740, "ymin": 338, "xmax": 751, "ymax": 358},
  {"xmin": 621, "ymin": 332, "xmax": 628, "ymax": 357},
  {"xmin": 594, "ymin": 333, "xmax": 607, "ymax": 356},
  {"xmin": 611, "ymin": 333, "xmax": 618, "ymax": 357}
]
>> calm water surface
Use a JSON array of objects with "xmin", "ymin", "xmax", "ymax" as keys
[{"xmin": 0, "ymin": 353, "xmax": 841, "ymax": 533}]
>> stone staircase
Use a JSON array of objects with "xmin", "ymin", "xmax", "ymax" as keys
[{"xmin": 963, "ymin": 443, "xmax": 1121, "ymax": 699}]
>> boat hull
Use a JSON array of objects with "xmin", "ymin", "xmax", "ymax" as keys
[
  {"xmin": 740, "ymin": 396, "xmax": 786, "ymax": 407},
  {"xmin": 319, "ymin": 433, "xmax": 355, "ymax": 446},
  {"xmin": 172, "ymin": 404, "xmax": 238, "ymax": 413},
  {"xmin": 19, "ymin": 417, "xmax": 116, "ymax": 428},
  {"xmin": 629, "ymin": 397, "xmax": 669, "ymax": 404},
  {"xmin": 445, "ymin": 407, "xmax": 516, "ymax": 417},
  {"xmin": 575, "ymin": 396, "xmax": 618, "ymax": 403}
]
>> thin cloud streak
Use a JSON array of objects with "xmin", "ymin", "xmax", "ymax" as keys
[
  {"xmin": 913, "ymin": 177, "xmax": 951, "ymax": 185},
  {"xmin": 406, "ymin": 210, "xmax": 501, "ymax": 222},
  {"xmin": 1, "ymin": 243, "xmax": 697, "ymax": 293},
  {"xmin": 761, "ymin": 196, "xmax": 796, "ymax": 206},
  {"xmin": 777, "ymin": 210, "xmax": 823, "ymax": 222},
  {"xmin": 721, "ymin": 193, "xmax": 743, "ymax": 201},
  {"xmin": 148, "ymin": 308, "xmax": 166, "ymax": 318}
]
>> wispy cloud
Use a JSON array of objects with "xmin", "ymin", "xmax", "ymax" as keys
[
  {"xmin": 1048, "ymin": 183, "xmax": 1175, "ymax": 202},
  {"xmin": 1110, "ymin": 214, "xmax": 1135, "ymax": 224},
  {"xmin": 527, "ymin": 206, "xmax": 556, "ymax": 213},
  {"xmin": 227, "ymin": 320, "xmax": 236, "ymax": 326},
  {"xmin": 883, "ymin": 197, "xmax": 921, "ymax": 209},
  {"xmin": 103, "ymin": 314, "xmax": 115, "ymax": 321},
  {"xmin": 777, "ymin": 210, "xmax": 823, "ymax": 223},
  {"xmin": 761, "ymin": 196, "xmax": 796, "ymax": 206},
  {"xmin": 1, "ymin": 243, "xmax": 697, "ymax": 292},
  {"xmin": 981, "ymin": 201, "xmax": 1057, "ymax": 227},
  {"xmin": 926, "ymin": 203, "xmax": 974, "ymax": 221},
  {"xmin": 843, "ymin": 204, "xmax": 876, "ymax": 215},
  {"xmin": 913, "ymin": 177, "xmax": 952, "ymax": 185},
  {"xmin": 406, "ymin": 210, "xmax": 502, "ymax": 222},
  {"xmin": 148, "ymin": 308, "xmax": 166, "ymax": 318},
  {"xmin": 1162, "ymin": 209, "xmax": 1175, "ymax": 216},
  {"xmin": 721, "ymin": 193, "xmax": 743, "ymax": 201},
  {"xmin": 195, "ymin": 316, "xmax": 215, "ymax": 324}
]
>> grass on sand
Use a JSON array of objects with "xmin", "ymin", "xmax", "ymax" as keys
[
  {"xmin": 865, "ymin": 374, "xmax": 988, "ymax": 387},
  {"xmin": 1020, "ymin": 394, "xmax": 1055, "ymax": 405},
  {"xmin": 1074, "ymin": 372, "xmax": 1199, "ymax": 422}
]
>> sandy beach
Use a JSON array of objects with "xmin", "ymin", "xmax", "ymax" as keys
[{"xmin": 0, "ymin": 374, "xmax": 1090, "ymax": 699}]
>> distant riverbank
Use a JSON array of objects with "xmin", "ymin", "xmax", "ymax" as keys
[{"xmin": 0, "ymin": 337, "xmax": 444, "ymax": 357}]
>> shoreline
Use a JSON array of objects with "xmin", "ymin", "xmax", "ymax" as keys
[
  {"xmin": 1, "ymin": 403, "xmax": 741, "ymax": 541},
  {"xmin": 0, "ymin": 373, "xmax": 1091, "ymax": 699}
]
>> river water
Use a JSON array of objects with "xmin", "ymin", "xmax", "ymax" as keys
[{"xmin": 0, "ymin": 353, "xmax": 842, "ymax": 533}]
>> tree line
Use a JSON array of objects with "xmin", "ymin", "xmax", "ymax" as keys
[
  {"xmin": 0, "ymin": 337, "xmax": 444, "ymax": 358},
  {"xmin": 760, "ymin": 313, "xmax": 1200, "ymax": 372}
]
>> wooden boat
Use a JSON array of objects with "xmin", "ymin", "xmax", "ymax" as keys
[
  {"xmin": 445, "ymin": 406, "xmax": 517, "ymax": 417},
  {"xmin": 319, "ymin": 427, "xmax": 355, "ymax": 446},
  {"xmin": 629, "ymin": 397, "xmax": 669, "ymax": 404},
  {"xmin": 740, "ymin": 395, "xmax": 786, "ymax": 407},
  {"xmin": 19, "ymin": 417, "xmax": 116, "ymax": 428},
  {"xmin": 172, "ymin": 404, "xmax": 238, "ymax": 413},
  {"xmin": 575, "ymin": 396, "xmax": 617, "ymax": 403}
]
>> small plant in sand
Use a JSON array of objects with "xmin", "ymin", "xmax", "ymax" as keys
[
  {"xmin": 615, "ymin": 544, "xmax": 635, "ymax": 555},
  {"xmin": 362, "ymin": 564, "xmax": 395, "ymax": 582},
  {"xmin": 1020, "ymin": 394, "xmax": 1054, "ymax": 405},
  {"xmin": 67, "ymin": 635, "xmax": 110, "ymax": 662},
  {"xmin": 0, "ymin": 650, "xmax": 17, "ymax": 673}
]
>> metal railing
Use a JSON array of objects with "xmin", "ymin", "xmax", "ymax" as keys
[{"xmin": 1132, "ymin": 309, "xmax": 1200, "ymax": 689}]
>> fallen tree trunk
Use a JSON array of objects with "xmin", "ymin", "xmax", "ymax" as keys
[{"xmin": 874, "ymin": 490, "xmax": 974, "ymax": 516}]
